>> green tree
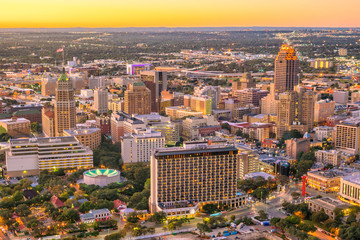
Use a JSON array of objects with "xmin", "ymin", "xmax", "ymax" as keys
[
  {"xmin": 339, "ymin": 223, "xmax": 360, "ymax": 240},
  {"xmin": 257, "ymin": 210, "xmax": 268, "ymax": 220},
  {"xmin": 312, "ymin": 209, "xmax": 329, "ymax": 223},
  {"xmin": 300, "ymin": 152, "xmax": 316, "ymax": 161},
  {"xmin": 127, "ymin": 212, "xmax": 140, "ymax": 224},
  {"xmin": 197, "ymin": 222, "xmax": 212, "ymax": 236},
  {"xmin": 105, "ymin": 232, "xmax": 126, "ymax": 240},
  {"xmin": 285, "ymin": 215, "xmax": 301, "ymax": 225},
  {"xmin": 346, "ymin": 212, "xmax": 357, "ymax": 224},
  {"xmin": 235, "ymin": 130, "xmax": 243, "ymax": 137},
  {"xmin": 270, "ymin": 217, "xmax": 281, "ymax": 226},
  {"xmin": 12, "ymin": 191, "xmax": 24, "ymax": 201},
  {"xmin": 0, "ymin": 209, "xmax": 13, "ymax": 227},
  {"xmin": 60, "ymin": 208, "xmax": 80, "ymax": 223},
  {"xmin": 221, "ymin": 123, "xmax": 231, "ymax": 132},
  {"xmin": 252, "ymin": 187, "xmax": 269, "ymax": 201},
  {"xmin": 148, "ymin": 211, "xmax": 167, "ymax": 224},
  {"xmin": 202, "ymin": 203, "xmax": 218, "ymax": 214},
  {"xmin": 0, "ymin": 133, "xmax": 11, "ymax": 142},
  {"xmin": 15, "ymin": 204, "xmax": 31, "ymax": 217},
  {"xmin": 79, "ymin": 201, "xmax": 96, "ymax": 213},
  {"xmin": 298, "ymin": 221, "xmax": 316, "ymax": 232},
  {"xmin": 31, "ymin": 122, "xmax": 42, "ymax": 133}
]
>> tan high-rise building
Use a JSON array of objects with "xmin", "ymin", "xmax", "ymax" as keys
[
  {"xmin": 233, "ymin": 88, "xmax": 269, "ymax": 107},
  {"xmin": 42, "ymin": 106, "xmax": 55, "ymax": 137},
  {"xmin": 183, "ymin": 95, "xmax": 212, "ymax": 115},
  {"xmin": 335, "ymin": 118, "xmax": 360, "ymax": 155},
  {"xmin": 150, "ymin": 141, "xmax": 247, "ymax": 218},
  {"xmin": 351, "ymin": 92, "xmax": 360, "ymax": 103},
  {"xmin": 285, "ymin": 138, "xmax": 310, "ymax": 159},
  {"xmin": 54, "ymin": 73, "xmax": 76, "ymax": 136},
  {"xmin": 314, "ymin": 99, "xmax": 335, "ymax": 123},
  {"xmin": 276, "ymin": 86, "xmax": 316, "ymax": 138},
  {"xmin": 63, "ymin": 127, "xmax": 101, "ymax": 150},
  {"xmin": 274, "ymin": 45, "xmax": 299, "ymax": 93},
  {"xmin": 124, "ymin": 82, "xmax": 151, "ymax": 115},
  {"xmin": 41, "ymin": 75, "xmax": 57, "ymax": 96},
  {"xmin": 0, "ymin": 117, "xmax": 31, "ymax": 137},
  {"xmin": 277, "ymin": 91, "xmax": 297, "ymax": 138},
  {"xmin": 232, "ymin": 72, "xmax": 256, "ymax": 95},
  {"xmin": 260, "ymin": 83, "xmax": 278, "ymax": 115},
  {"xmin": 237, "ymin": 144, "xmax": 260, "ymax": 179},
  {"xmin": 94, "ymin": 88, "xmax": 108, "ymax": 114},
  {"xmin": 315, "ymin": 150, "xmax": 341, "ymax": 167}
]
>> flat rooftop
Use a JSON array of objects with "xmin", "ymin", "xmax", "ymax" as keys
[
  {"xmin": 64, "ymin": 127, "xmax": 100, "ymax": 135},
  {"xmin": 0, "ymin": 118, "xmax": 29, "ymax": 123},
  {"xmin": 309, "ymin": 197, "xmax": 348, "ymax": 209},
  {"xmin": 342, "ymin": 173, "xmax": 360, "ymax": 185},
  {"xmin": 154, "ymin": 144, "xmax": 238, "ymax": 157},
  {"xmin": 308, "ymin": 168, "xmax": 358, "ymax": 179},
  {"xmin": 10, "ymin": 136, "xmax": 78, "ymax": 145},
  {"xmin": 339, "ymin": 117, "xmax": 360, "ymax": 126}
]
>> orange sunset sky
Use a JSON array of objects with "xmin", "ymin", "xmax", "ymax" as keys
[{"xmin": 0, "ymin": 0, "xmax": 359, "ymax": 28}]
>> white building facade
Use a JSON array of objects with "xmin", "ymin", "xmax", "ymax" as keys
[{"xmin": 121, "ymin": 129, "xmax": 165, "ymax": 163}]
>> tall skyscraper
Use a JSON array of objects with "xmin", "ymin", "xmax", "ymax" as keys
[
  {"xmin": 274, "ymin": 45, "xmax": 299, "ymax": 93},
  {"xmin": 124, "ymin": 82, "xmax": 151, "ymax": 115},
  {"xmin": 276, "ymin": 86, "xmax": 316, "ymax": 138},
  {"xmin": 93, "ymin": 88, "xmax": 108, "ymax": 114},
  {"xmin": 140, "ymin": 70, "xmax": 168, "ymax": 112},
  {"xmin": 55, "ymin": 73, "xmax": 76, "ymax": 136}
]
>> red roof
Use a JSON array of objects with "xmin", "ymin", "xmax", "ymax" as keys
[
  {"xmin": 51, "ymin": 195, "xmax": 65, "ymax": 208},
  {"xmin": 113, "ymin": 199, "xmax": 127, "ymax": 209}
]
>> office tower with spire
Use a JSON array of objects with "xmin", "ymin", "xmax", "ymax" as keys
[
  {"xmin": 55, "ymin": 73, "xmax": 76, "ymax": 136},
  {"xmin": 274, "ymin": 45, "xmax": 299, "ymax": 93}
]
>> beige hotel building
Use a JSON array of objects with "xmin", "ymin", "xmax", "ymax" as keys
[
  {"xmin": 150, "ymin": 141, "xmax": 247, "ymax": 218},
  {"xmin": 335, "ymin": 118, "xmax": 360, "ymax": 155}
]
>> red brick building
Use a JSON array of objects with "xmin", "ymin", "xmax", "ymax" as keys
[
  {"xmin": 198, "ymin": 125, "xmax": 222, "ymax": 137},
  {"xmin": 95, "ymin": 116, "xmax": 111, "ymax": 135},
  {"xmin": 13, "ymin": 109, "xmax": 42, "ymax": 124}
]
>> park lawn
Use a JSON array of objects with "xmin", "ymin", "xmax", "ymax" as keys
[{"xmin": 0, "ymin": 126, "xmax": 6, "ymax": 134}]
